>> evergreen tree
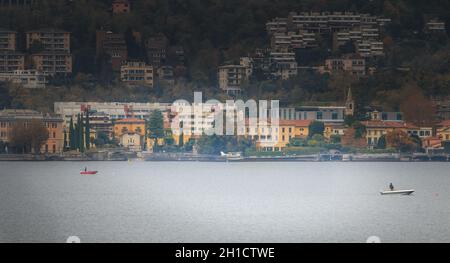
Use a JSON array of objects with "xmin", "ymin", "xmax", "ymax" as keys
[
  {"xmin": 69, "ymin": 117, "xmax": 75, "ymax": 150},
  {"xmin": 85, "ymin": 111, "xmax": 90, "ymax": 150},
  {"xmin": 74, "ymin": 115, "xmax": 80, "ymax": 151},
  {"xmin": 79, "ymin": 114, "xmax": 85, "ymax": 153},
  {"xmin": 63, "ymin": 129, "xmax": 67, "ymax": 150},
  {"xmin": 148, "ymin": 110, "xmax": 165, "ymax": 152}
]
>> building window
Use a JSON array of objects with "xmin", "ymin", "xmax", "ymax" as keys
[
  {"xmin": 332, "ymin": 112, "xmax": 338, "ymax": 120},
  {"xmin": 317, "ymin": 112, "xmax": 323, "ymax": 120}
]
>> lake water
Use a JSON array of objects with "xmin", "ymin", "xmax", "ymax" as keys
[{"xmin": 0, "ymin": 161, "xmax": 449, "ymax": 243}]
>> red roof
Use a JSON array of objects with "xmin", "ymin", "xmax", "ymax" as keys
[
  {"xmin": 438, "ymin": 120, "xmax": 450, "ymax": 127},
  {"xmin": 362, "ymin": 121, "xmax": 408, "ymax": 128},
  {"xmin": 115, "ymin": 118, "xmax": 145, "ymax": 124},
  {"xmin": 279, "ymin": 120, "xmax": 312, "ymax": 127}
]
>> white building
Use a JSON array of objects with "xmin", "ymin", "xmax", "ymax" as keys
[
  {"xmin": 54, "ymin": 101, "xmax": 171, "ymax": 127},
  {"xmin": 0, "ymin": 70, "xmax": 47, "ymax": 88}
]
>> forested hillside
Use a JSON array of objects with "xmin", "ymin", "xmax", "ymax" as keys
[{"xmin": 0, "ymin": 0, "xmax": 449, "ymax": 117}]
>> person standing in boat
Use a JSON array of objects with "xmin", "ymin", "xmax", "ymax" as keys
[
  {"xmin": 84, "ymin": 167, "xmax": 87, "ymax": 172},
  {"xmin": 389, "ymin": 183, "xmax": 394, "ymax": 191}
]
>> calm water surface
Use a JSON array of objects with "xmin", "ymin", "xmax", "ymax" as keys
[{"xmin": 0, "ymin": 161, "xmax": 449, "ymax": 243}]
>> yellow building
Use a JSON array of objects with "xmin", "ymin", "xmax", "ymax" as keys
[
  {"xmin": 437, "ymin": 120, "xmax": 450, "ymax": 142},
  {"xmin": 324, "ymin": 123, "xmax": 346, "ymax": 139},
  {"xmin": 363, "ymin": 121, "xmax": 409, "ymax": 147},
  {"xmin": 113, "ymin": 118, "xmax": 145, "ymax": 151},
  {"xmin": 0, "ymin": 109, "xmax": 64, "ymax": 154},
  {"xmin": 274, "ymin": 120, "xmax": 311, "ymax": 150}
]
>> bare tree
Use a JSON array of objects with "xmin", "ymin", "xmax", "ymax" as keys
[{"xmin": 10, "ymin": 119, "xmax": 49, "ymax": 154}]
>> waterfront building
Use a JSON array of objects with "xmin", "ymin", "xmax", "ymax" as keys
[
  {"xmin": 88, "ymin": 112, "xmax": 114, "ymax": 139},
  {"xmin": 279, "ymin": 106, "xmax": 346, "ymax": 123},
  {"xmin": 275, "ymin": 120, "xmax": 311, "ymax": 151},
  {"xmin": 368, "ymin": 110, "xmax": 403, "ymax": 122},
  {"xmin": 0, "ymin": 69, "xmax": 47, "ymax": 88},
  {"xmin": 363, "ymin": 121, "xmax": 408, "ymax": 147},
  {"xmin": 120, "ymin": 61, "xmax": 154, "ymax": 87},
  {"xmin": 0, "ymin": 109, "xmax": 64, "ymax": 154},
  {"xmin": 324, "ymin": 123, "xmax": 346, "ymax": 139},
  {"xmin": 113, "ymin": 118, "xmax": 145, "ymax": 152},
  {"xmin": 404, "ymin": 124, "xmax": 433, "ymax": 139},
  {"xmin": 54, "ymin": 102, "xmax": 171, "ymax": 128},
  {"xmin": 436, "ymin": 120, "xmax": 450, "ymax": 142}
]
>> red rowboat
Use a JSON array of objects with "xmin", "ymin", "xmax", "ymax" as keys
[{"xmin": 80, "ymin": 171, "xmax": 98, "ymax": 175}]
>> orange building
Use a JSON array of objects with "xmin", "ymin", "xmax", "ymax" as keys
[
  {"xmin": 275, "ymin": 120, "xmax": 311, "ymax": 150},
  {"xmin": 113, "ymin": 118, "xmax": 145, "ymax": 151}
]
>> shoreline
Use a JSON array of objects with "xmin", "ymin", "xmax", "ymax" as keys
[{"xmin": 1, "ymin": 153, "xmax": 449, "ymax": 162}]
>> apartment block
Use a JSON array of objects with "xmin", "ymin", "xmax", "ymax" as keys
[
  {"xmin": 0, "ymin": 69, "xmax": 47, "ymax": 88},
  {"xmin": 96, "ymin": 30, "xmax": 128, "ymax": 71},
  {"xmin": 120, "ymin": 61, "xmax": 154, "ymax": 87},
  {"xmin": 145, "ymin": 34, "xmax": 168, "ymax": 67},
  {"xmin": 218, "ymin": 65, "xmax": 248, "ymax": 94},
  {"xmin": 0, "ymin": 51, "xmax": 25, "ymax": 72},
  {"xmin": 30, "ymin": 52, "xmax": 72, "ymax": 75},
  {"xmin": 270, "ymin": 52, "xmax": 298, "ymax": 80},
  {"xmin": 157, "ymin": 65, "xmax": 175, "ymax": 86},
  {"xmin": 319, "ymin": 55, "xmax": 366, "ymax": 76},
  {"xmin": 268, "ymin": 12, "xmax": 389, "ymax": 57},
  {"xmin": 266, "ymin": 17, "xmax": 288, "ymax": 35},
  {"xmin": 26, "ymin": 28, "xmax": 71, "ymax": 52},
  {"xmin": 0, "ymin": 29, "xmax": 17, "ymax": 51},
  {"xmin": 356, "ymin": 41, "xmax": 384, "ymax": 57},
  {"xmin": 287, "ymin": 12, "xmax": 390, "ymax": 34},
  {"xmin": 425, "ymin": 19, "xmax": 446, "ymax": 33},
  {"xmin": 0, "ymin": 0, "xmax": 35, "ymax": 7}
]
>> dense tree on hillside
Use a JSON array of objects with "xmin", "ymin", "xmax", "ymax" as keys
[
  {"xmin": 0, "ymin": 0, "xmax": 449, "ymax": 111},
  {"xmin": 399, "ymin": 82, "xmax": 435, "ymax": 126}
]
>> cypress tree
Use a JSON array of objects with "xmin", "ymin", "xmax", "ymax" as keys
[
  {"xmin": 63, "ymin": 129, "xmax": 67, "ymax": 150},
  {"xmin": 79, "ymin": 114, "xmax": 84, "ymax": 153},
  {"xmin": 74, "ymin": 114, "xmax": 80, "ymax": 150},
  {"xmin": 69, "ymin": 117, "xmax": 75, "ymax": 150},
  {"xmin": 85, "ymin": 111, "xmax": 90, "ymax": 150}
]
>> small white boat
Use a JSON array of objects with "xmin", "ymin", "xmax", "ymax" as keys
[{"xmin": 380, "ymin": 189, "xmax": 415, "ymax": 195}]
